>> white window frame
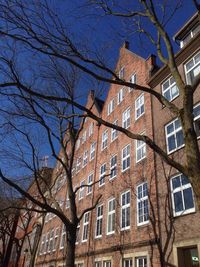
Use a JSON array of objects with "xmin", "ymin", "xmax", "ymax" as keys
[
  {"xmin": 122, "ymin": 107, "xmax": 131, "ymax": 129},
  {"xmin": 45, "ymin": 232, "xmax": 49, "ymax": 253},
  {"xmin": 137, "ymin": 182, "xmax": 149, "ymax": 226},
  {"xmin": 108, "ymin": 99, "xmax": 114, "ymax": 115},
  {"xmin": 82, "ymin": 131, "xmax": 87, "ymax": 144},
  {"xmin": 122, "ymin": 144, "xmax": 131, "ymax": 172},
  {"xmin": 101, "ymin": 130, "xmax": 108, "ymax": 150},
  {"xmin": 103, "ymin": 261, "xmax": 112, "ymax": 267},
  {"xmin": 135, "ymin": 93, "xmax": 145, "ymax": 120},
  {"xmin": 90, "ymin": 142, "xmax": 96, "ymax": 161},
  {"xmin": 162, "ymin": 76, "xmax": 179, "ymax": 102},
  {"xmin": 110, "ymin": 154, "xmax": 117, "ymax": 180},
  {"xmin": 82, "ymin": 150, "xmax": 88, "ymax": 167},
  {"xmin": 135, "ymin": 256, "xmax": 148, "ymax": 267},
  {"xmin": 107, "ymin": 198, "xmax": 115, "ymax": 235},
  {"xmin": 129, "ymin": 73, "xmax": 136, "ymax": 92},
  {"xmin": 117, "ymin": 87, "xmax": 124, "ymax": 104},
  {"xmin": 111, "ymin": 120, "xmax": 118, "ymax": 142},
  {"xmin": 76, "ymin": 138, "xmax": 80, "ymax": 150},
  {"xmin": 82, "ymin": 212, "xmax": 90, "ymax": 242},
  {"xmin": 119, "ymin": 66, "xmax": 125, "ymax": 79},
  {"xmin": 184, "ymin": 51, "xmax": 200, "ymax": 85},
  {"xmin": 66, "ymin": 192, "xmax": 70, "ymax": 209},
  {"xmin": 95, "ymin": 204, "xmax": 103, "ymax": 238},
  {"xmin": 121, "ymin": 190, "xmax": 131, "ymax": 230},
  {"xmin": 89, "ymin": 122, "xmax": 94, "ymax": 136},
  {"xmin": 165, "ymin": 118, "xmax": 184, "ymax": 154},
  {"xmin": 87, "ymin": 172, "xmax": 93, "ymax": 195},
  {"xmin": 194, "ymin": 102, "xmax": 200, "ymax": 138},
  {"xmin": 171, "ymin": 173, "xmax": 195, "ymax": 217},
  {"xmin": 60, "ymin": 225, "xmax": 66, "ymax": 249},
  {"xmin": 99, "ymin": 163, "xmax": 106, "ymax": 187},
  {"xmin": 136, "ymin": 138, "xmax": 146, "ymax": 163},
  {"xmin": 48, "ymin": 229, "xmax": 54, "ymax": 253},
  {"xmin": 76, "ymin": 157, "xmax": 82, "ymax": 173},
  {"xmin": 76, "ymin": 223, "xmax": 80, "ymax": 244},
  {"xmin": 122, "ymin": 258, "xmax": 133, "ymax": 267},
  {"xmin": 79, "ymin": 180, "xmax": 85, "ymax": 200},
  {"xmin": 53, "ymin": 227, "xmax": 59, "ymax": 252}
]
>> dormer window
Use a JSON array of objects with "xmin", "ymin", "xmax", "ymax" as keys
[
  {"xmin": 119, "ymin": 67, "xmax": 125, "ymax": 79},
  {"xmin": 180, "ymin": 24, "xmax": 200, "ymax": 48},
  {"xmin": 185, "ymin": 51, "xmax": 200, "ymax": 85}
]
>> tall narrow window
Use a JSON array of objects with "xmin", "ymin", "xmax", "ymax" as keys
[
  {"xmin": 66, "ymin": 192, "xmax": 70, "ymax": 209},
  {"xmin": 111, "ymin": 120, "xmax": 118, "ymax": 142},
  {"xmin": 87, "ymin": 173, "xmax": 93, "ymax": 195},
  {"xmin": 129, "ymin": 73, "xmax": 136, "ymax": 92},
  {"xmin": 82, "ymin": 212, "xmax": 90, "ymax": 242},
  {"xmin": 119, "ymin": 66, "xmax": 125, "ymax": 79},
  {"xmin": 99, "ymin": 163, "xmax": 106, "ymax": 186},
  {"xmin": 76, "ymin": 223, "xmax": 80, "ymax": 244},
  {"xmin": 95, "ymin": 204, "xmax": 103, "ymax": 238},
  {"xmin": 48, "ymin": 229, "xmax": 54, "ymax": 253},
  {"xmin": 89, "ymin": 122, "xmax": 94, "ymax": 136},
  {"xmin": 122, "ymin": 144, "xmax": 130, "ymax": 172},
  {"xmin": 137, "ymin": 182, "xmax": 149, "ymax": 225},
  {"xmin": 60, "ymin": 225, "xmax": 66, "ymax": 249},
  {"xmin": 108, "ymin": 99, "xmax": 114, "ymax": 115},
  {"xmin": 45, "ymin": 232, "xmax": 49, "ymax": 253},
  {"xmin": 117, "ymin": 88, "xmax": 124, "ymax": 104},
  {"xmin": 136, "ymin": 139, "xmax": 146, "ymax": 162},
  {"xmin": 53, "ymin": 228, "xmax": 59, "ymax": 252},
  {"xmin": 82, "ymin": 131, "xmax": 87, "ymax": 144},
  {"xmin": 110, "ymin": 155, "xmax": 117, "ymax": 180},
  {"xmin": 103, "ymin": 261, "xmax": 112, "ymax": 267},
  {"xmin": 121, "ymin": 190, "xmax": 131, "ymax": 230},
  {"xmin": 135, "ymin": 94, "xmax": 144, "ymax": 120},
  {"xmin": 82, "ymin": 150, "xmax": 88, "ymax": 167},
  {"xmin": 90, "ymin": 142, "xmax": 96, "ymax": 161},
  {"xmin": 107, "ymin": 198, "xmax": 115, "ymax": 234},
  {"xmin": 122, "ymin": 107, "xmax": 131, "ymax": 129},
  {"xmin": 123, "ymin": 258, "xmax": 133, "ymax": 267},
  {"xmin": 76, "ymin": 157, "xmax": 82, "ymax": 173},
  {"xmin": 165, "ymin": 118, "xmax": 184, "ymax": 154},
  {"xmin": 79, "ymin": 180, "xmax": 85, "ymax": 200},
  {"xmin": 194, "ymin": 103, "xmax": 200, "ymax": 137},
  {"xmin": 102, "ymin": 130, "xmax": 108, "ymax": 150},
  {"xmin": 171, "ymin": 173, "xmax": 195, "ymax": 216}
]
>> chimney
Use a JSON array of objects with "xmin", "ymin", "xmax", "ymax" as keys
[
  {"xmin": 146, "ymin": 54, "xmax": 157, "ymax": 67},
  {"xmin": 123, "ymin": 41, "xmax": 129, "ymax": 49}
]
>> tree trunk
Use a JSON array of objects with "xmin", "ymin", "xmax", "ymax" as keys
[
  {"xmin": 65, "ymin": 228, "xmax": 76, "ymax": 267},
  {"xmin": 29, "ymin": 224, "xmax": 43, "ymax": 267}
]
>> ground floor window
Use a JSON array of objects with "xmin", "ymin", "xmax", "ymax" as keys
[{"xmin": 177, "ymin": 246, "xmax": 199, "ymax": 267}]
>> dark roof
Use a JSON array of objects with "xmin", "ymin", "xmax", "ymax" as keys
[{"xmin": 94, "ymin": 97, "xmax": 104, "ymax": 113}]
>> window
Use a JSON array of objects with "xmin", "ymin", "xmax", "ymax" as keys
[
  {"xmin": 40, "ymin": 234, "xmax": 46, "ymax": 255},
  {"xmin": 102, "ymin": 130, "xmax": 108, "ymax": 150},
  {"xmin": 185, "ymin": 51, "xmax": 200, "ymax": 85},
  {"xmin": 171, "ymin": 173, "xmax": 195, "ymax": 216},
  {"xmin": 82, "ymin": 131, "xmax": 87, "ymax": 144},
  {"xmin": 95, "ymin": 262, "xmax": 102, "ymax": 267},
  {"xmin": 123, "ymin": 258, "xmax": 132, "ymax": 267},
  {"xmin": 108, "ymin": 99, "xmax": 114, "ymax": 115},
  {"xmin": 99, "ymin": 163, "xmax": 106, "ymax": 186},
  {"xmin": 53, "ymin": 228, "xmax": 59, "ymax": 251},
  {"xmin": 117, "ymin": 88, "xmax": 124, "ymax": 104},
  {"xmin": 48, "ymin": 229, "xmax": 54, "ymax": 253},
  {"xmin": 103, "ymin": 261, "xmax": 111, "ymax": 267},
  {"xmin": 110, "ymin": 155, "xmax": 117, "ymax": 180},
  {"xmin": 82, "ymin": 212, "xmax": 90, "ymax": 242},
  {"xmin": 79, "ymin": 180, "xmax": 85, "ymax": 200},
  {"xmin": 87, "ymin": 173, "xmax": 93, "ymax": 195},
  {"xmin": 76, "ymin": 223, "xmax": 80, "ymax": 244},
  {"xmin": 75, "ymin": 263, "xmax": 84, "ymax": 267},
  {"xmin": 90, "ymin": 142, "xmax": 96, "ymax": 161},
  {"xmin": 162, "ymin": 76, "xmax": 179, "ymax": 102},
  {"xmin": 122, "ymin": 144, "xmax": 130, "ymax": 172},
  {"xmin": 136, "ymin": 139, "xmax": 146, "ymax": 162},
  {"xmin": 165, "ymin": 118, "xmax": 184, "ymax": 154},
  {"xmin": 129, "ymin": 73, "xmax": 136, "ymax": 92},
  {"xmin": 60, "ymin": 225, "xmax": 66, "ymax": 249},
  {"xmin": 135, "ymin": 94, "xmax": 144, "ymax": 120},
  {"xmin": 76, "ymin": 157, "xmax": 82, "ymax": 172},
  {"xmin": 83, "ymin": 150, "xmax": 88, "ymax": 167},
  {"xmin": 122, "ymin": 107, "xmax": 131, "ymax": 129},
  {"xmin": 45, "ymin": 232, "xmax": 49, "ymax": 253},
  {"xmin": 180, "ymin": 24, "xmax": 200, "ymax": 47},
  {"xmin": 95, "ymin": 204, "xmax": 103, "ymax": 238},
  {"xmin": 193, "ymin": 103, "xmax": 200, "ymax": 137},
  {"xmin": 111, "ymin": 120, "xmax": 118, "ymax": 142},
  {"xmin": 107, "ymin": 198, "xmax": 115, "ymax": 234},
  {"xmin": 121, "ymin": 190, "xmax": 131, "ymax": 230},
  {"xmin": 89, "ymin": 122, "xmax": 94, "ymax": 136},
  {"xmin": 119, "ymin": 66, "xmax": 125, "ymax": 79},
  {"xmin": 135, "ymin": 257, "xmax": 147, "ymax": 267},
  {"xmin": 137, "ymin": 182, "xmax": 149, "ymax": 225}
]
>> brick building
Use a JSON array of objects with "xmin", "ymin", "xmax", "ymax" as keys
[{"xmin": 11, "ymin": 12, "xmax": 200, "ymax": 267}]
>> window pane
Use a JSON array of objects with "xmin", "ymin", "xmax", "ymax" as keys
[
  {"xmin": 172, "ymin": 176, "xmax": 181, "ymax": 190},
  {"xmin": 183, "ymin": 188, "xmax": 194, "ymax": 210},
  {"xmin": 174, "ymin": 191, "xmax": 183, "ymax": 212},
  {"xmin": 176, "ymin": 131, "xmax": 184, "ymax": 147}
]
